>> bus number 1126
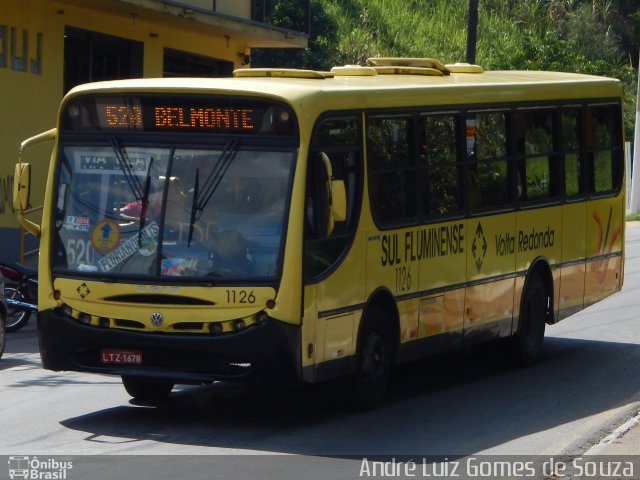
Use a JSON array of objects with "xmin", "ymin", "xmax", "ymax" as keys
[{"xmin": 225, "ymin": 290, "xmax": 256, "ymax": 304}]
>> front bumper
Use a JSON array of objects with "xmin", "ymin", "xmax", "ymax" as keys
[{"xmin": 38, "ymin": 309, "xmax": 300, "ymax": 384}]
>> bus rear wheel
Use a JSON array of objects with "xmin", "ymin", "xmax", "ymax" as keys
[
  {"xmin": 121, "ymin": 375, "xmax": 174, "ymax": 402},
  {"xmin": 512, "ymin": 273, "xmax": 547, "ymax": 366},
  {"xmin": 352, "ymin": 306, "xmax": 393, "ymax": 409}
]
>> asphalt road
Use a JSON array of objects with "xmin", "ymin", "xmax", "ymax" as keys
[{"xmin": 1, "ymin": 226, "xmax": 639, "ymax": 477}]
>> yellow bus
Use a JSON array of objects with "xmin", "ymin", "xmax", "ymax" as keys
[{"xmin": 14, "ymin": 58, "xmax": 624, "ymax": 407}]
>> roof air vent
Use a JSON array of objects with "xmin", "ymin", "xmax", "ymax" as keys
[{"xmin": 330, "ymin": 65, "xmax": 378, "ymax": 76}]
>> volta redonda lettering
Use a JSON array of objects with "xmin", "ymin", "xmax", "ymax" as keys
[
  {"xmin": 381, "ymin": 223, "xmax": 465, "ymax": 266},
  {"xmin": 103, "ymin": 105, "xmax": 255, "ymax": 130},
  {"xmin": 495, "ymin": 227, "xmax": 555, "ymax": 256}
]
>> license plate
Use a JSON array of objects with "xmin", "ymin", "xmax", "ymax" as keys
[{"xmin": 100, "ymin": 349, "xmax": 143, "ymax": 365}]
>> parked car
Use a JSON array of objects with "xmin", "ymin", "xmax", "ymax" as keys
[{"xmin": 0, "ymin": 272, "xmax": 6, "ymax": 359}]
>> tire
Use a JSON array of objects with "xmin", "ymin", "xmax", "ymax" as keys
[
  {"xmin": 512, "ymin": 273, "xmax": 547, "ymax": 366},
  {"xmin": 0, "ymin": 310, "xmax": 6, "ymax": 359},
  {"xmin": 352, "ymin": 306, "xmax": 393, "ymax": 409},
  {"xmin": 5, "ymin": 287, "xmax": 30, "ymax": 332},
  {"xmin": 121, "ymin": 376, "xmax": 174, "ymax": 402}
]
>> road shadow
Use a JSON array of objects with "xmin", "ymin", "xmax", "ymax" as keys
[
  {"xmin": 60, "ymin": 336, "xmax": 640, "ymax": 456},
  {"xmin": 2, "ymin": 320, "xmax": 39, "ymax": 355}
]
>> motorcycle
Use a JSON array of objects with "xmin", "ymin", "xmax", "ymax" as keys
[{"xmin": 0, "ymin": 261, "xmax": 38, "ymax": 332}]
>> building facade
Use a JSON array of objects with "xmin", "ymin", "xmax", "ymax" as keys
[{"xmin": 1, "ymin": 0, "xmax": 307, "ymax": 262}]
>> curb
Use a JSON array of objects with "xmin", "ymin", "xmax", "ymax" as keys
[{"xmin": 584, "ymin": 410, "xmax": 640, "ymax": 455}]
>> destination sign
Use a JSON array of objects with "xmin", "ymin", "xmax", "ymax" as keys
[{"xmin": 62, "ymin": 95, "xmax": 296, "ymax": 136}]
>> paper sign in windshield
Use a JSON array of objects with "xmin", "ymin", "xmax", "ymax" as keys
[
  {"xmin": 64, "ymin": 215, "xmax": 90, "ymax": 231},
  {"xmin": 98, "ymin": 222, "xmax": 159, "ymax": 272}
]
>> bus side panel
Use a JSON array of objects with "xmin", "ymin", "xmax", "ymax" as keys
[
  {"xmin": 559, "ymin": 201, "xmax": 587, "ymax": 320},
  {"xmin": 464, "ymin": 213, "xmax": 516, "ymax": 340},
  {"xmin": 366, "ymin": 219, "xmax": 466, "ymax": 349},
  {"xmin": 415, "ymin": 219, "xmax": 466, "ymax": 341},
  {"xmin": 417, "ymin": 290, "xmax": 465, "ymax": 339},
  {"xmin": 584, "ymin": 196, "xmax": 624, "ymax": 307},
  {"xmin": 515, "ymin": 205, "xmax": 563, "ymax": 267},
  {"xmin": 366, "ymin": 226, "xmax": 418, "ymax": 336}
]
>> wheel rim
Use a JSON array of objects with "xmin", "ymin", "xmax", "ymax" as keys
[
  {"xmin": 361, "ymin": 331, "xmax": 387, "ymax": 385},
  {"xmin": 5, "ymin": 287, "xmax": 27, "ymax": 329}
]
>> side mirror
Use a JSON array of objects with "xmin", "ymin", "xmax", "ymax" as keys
[
  {"xmin": 320, "ymin": 152, "xmax": 347, "ymax": 236},
  {"xmin": 13, "ymin": 127, "xmax": 56, "ymax": 238},
  {"xmin": 13, "ymin": 162, "xmax": 31, "ymax": 212},
  {"xmin": 331, "ymin": 179, "xmax": 347, "ymax": 222}
]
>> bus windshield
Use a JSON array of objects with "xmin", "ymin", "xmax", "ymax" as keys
[{"xmin": 52, "ymin": 140, "xmax": 295, "ymax": 280}]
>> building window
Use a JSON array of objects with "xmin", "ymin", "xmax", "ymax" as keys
[
  {"xmin": 64, "ymin": 27, "xmax": 143, "ymax": 94},
  {"xmin": 163, "ymin": 48, "xmax": 233, "ymax": 78}
]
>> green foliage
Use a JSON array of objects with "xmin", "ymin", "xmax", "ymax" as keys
[{"xmin": 254, "ymin": 0, "xmax": 639, "ymax": 139}]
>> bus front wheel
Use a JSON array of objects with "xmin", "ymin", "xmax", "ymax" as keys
[
  {"xmin": 353, "ymin": 306, "xmax": 393, "ymax": 409},
  {"xmin": 121, "ymin": 375, "xmax": 174, "ymax": 402},
  {"xmin": 513, "ymin": 273, "xmax": 547, "ymax": 366}
]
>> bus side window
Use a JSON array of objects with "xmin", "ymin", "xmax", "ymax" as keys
[
  {"xmin": 515, "ymin": 108, "xmax": 558, "ymax": 202},
  {"xmin": 366, "ymin": 116, "xmax": 416, "ymax": 224},
  {"xmin": 587, "ymin": 105, "xmax": 622, "ymax": 195},
  {"xmin": 465, "ymin": 111, "xmax": 511, "ymax": 209},
  {"xmin": 305, "ymin": 117, "xmax": 361, "ymax": 280},
  {"xmin": 419, "ymin": 113, "xmax": 463, "ymax": 216},
  {"xmin": 561, "ymin": 107, "xmax": 584, "ymax": 198}
]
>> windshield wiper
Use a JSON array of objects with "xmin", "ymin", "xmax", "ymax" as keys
[
  {"xmin": 111, "ymin": 137, "xmax": 144, "ymax": 199},
  {"xmin": 187, "ymin": 168, "xmax": 200, "ymax": 248},
  {"xmin": 137, "ymin": 157, "xmax": 153, "ymax": 247},
  {"xmin": 187, "ymin": 139, "xmax": 238, "ymax": 246}
]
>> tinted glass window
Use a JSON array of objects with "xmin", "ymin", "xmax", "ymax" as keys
[
  {"xmin": 515, "ymin": 109, "xmax": 558, "ymax": 202},
  {"xmin": 466, "ymin": 112, "xmax": 510, "ymax": 208},
  {"xmin": 562, "ymin": 108, "xmax": 584, "ymax": 197},
  {"xmin": 305, "ymin": 117, "xmax": 362, "ymax": 279},
  {"xmin": 588, "ymin": 106, "xmax": 621, "ymax": 194},
  {"xmin": 367, "ymin": 117, "xmax": 416, "ymax": 224},
  {"xmin": 419, "ymin": 114, "xmax": 463, "ymax": 216}
]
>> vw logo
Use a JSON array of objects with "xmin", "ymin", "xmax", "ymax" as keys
[{"xmin": 150, "ymin": 312, "xmax": 163, "ymax": 326}]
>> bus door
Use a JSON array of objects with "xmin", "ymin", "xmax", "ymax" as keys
[{"xmin": 302, "ymin": 116, "xmax": 363, "ymax": 381}]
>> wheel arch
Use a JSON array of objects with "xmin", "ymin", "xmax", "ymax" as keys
[{"xmin": 360, "ymin": 287, "xmax": 400, "ymax": 362}]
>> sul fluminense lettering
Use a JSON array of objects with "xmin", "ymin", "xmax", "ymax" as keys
[{"xmin": 381, "ymin": 223, "xmax": 465, "ymax": 266}]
